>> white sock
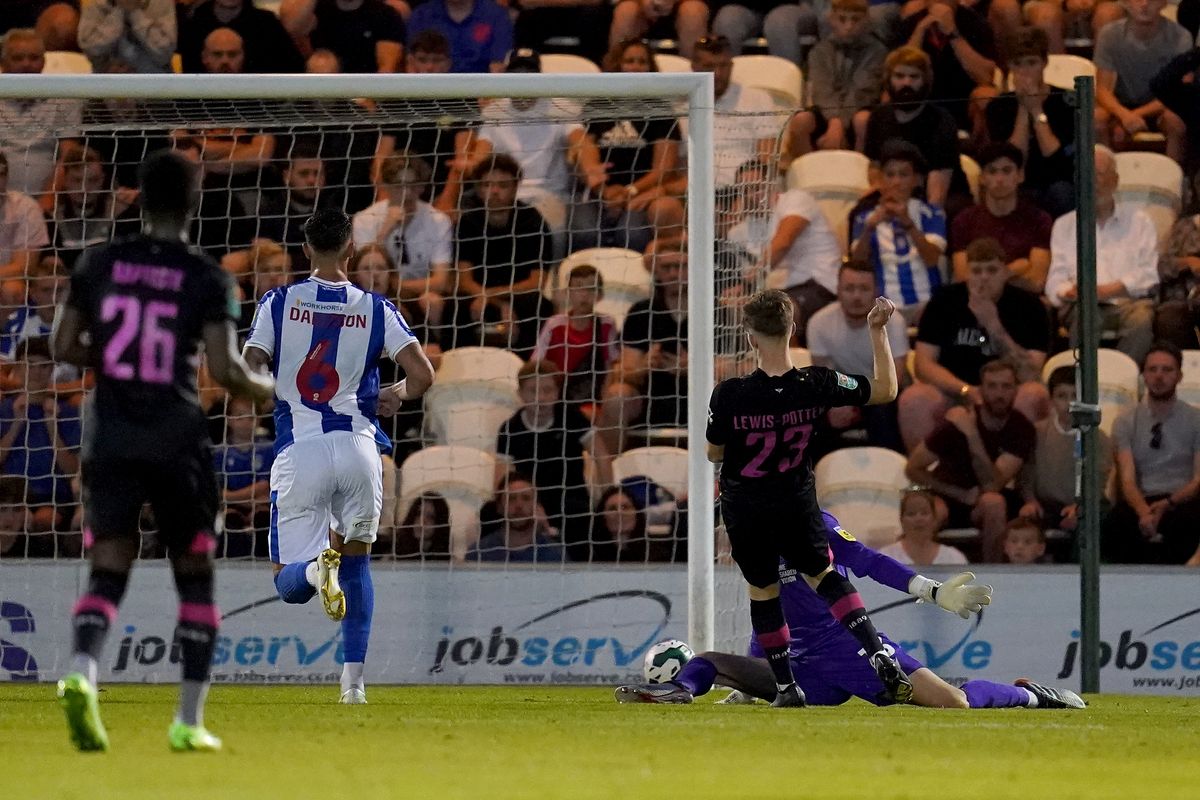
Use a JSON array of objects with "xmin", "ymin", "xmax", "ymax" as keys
[
  {"xmin": 341, "ymin": 661, "xmax": 365, "ymax": 694},
  {"xmin": 305, "ymin": 561, "xmax": 320, "ymax": 588},
  {"xmin": 70, "ymin": 654, "xmax": 98, "ymax": 686},
  {"xmin": 1023, "ymin": 688, "xmax": 1038, "ymax": 707}
]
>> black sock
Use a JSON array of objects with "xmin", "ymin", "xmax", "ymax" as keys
[
  {"xmin": 813, "ymin": 571, "xmax": 885, "ymax": 658},
  {"xmin": 173, "ymin": 570, "xmax": 219, "ymax": 683},
  {"xmin": 749, "ymin": 598, "xmax": 795, "ymax": 689},
  {"xmin": 71, "ymin": 569, "xmax": 130, "ymax": 660}
]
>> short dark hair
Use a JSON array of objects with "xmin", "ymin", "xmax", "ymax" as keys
[
  {"xmin": 468, "ymin": 152, "xmax": 522, "ymax": 184},
  {"xmin": 16, "ymin": 336, "xmax": 52, "ymax": 361},
  {"xmin": 568, "ymin": 263, "xmax": 604, "ymax": 292},
  {"xmin": 979, "ymin": 358, "xmax": 1018, "ymax": 382},
  {"xmin": 139, "ymin": 149, "xmax": 198, "ymax": 217},
  {"xmin": 838, "ymin": 257, "xmax": 875, "ymax": 280},
  {"xmin": 410, "ymin": 29, "xmax": 450, "ymax": 57},
  {"xmin": 303, "ymin": 209, "xmax": 352, "ymax": 254},
  {"xmin": 743, "ymin": 289, "xmax": 793, "ymax": 338},
  {"xmin": 878, "ymin": 138, "xmax": 927, "ymax": 174},
  {"xmin": 965, "ymin": 237, "xmax": 1008, "ymax": 265},
  {"xmin": 977, "ymin": 141, "xmax": 1024, "ymax": 171},
  {"xmin": 1143, "ymin": 340, "xmax": 1183, "ymax": 371},
  {"xmin": 380, "ymin": 151, "xmax": 432, "ymax": 186},
  {"xmin": 1047, "ymin": 365, "xmax": 1074, "ymax": 395},
  {"xmin": 1005, "ymin": 26, "xmax": 1049, "ymax": 65},
  {"xmin": 517, "ymin": 358, "xmax": 563, "ymax": 388}
]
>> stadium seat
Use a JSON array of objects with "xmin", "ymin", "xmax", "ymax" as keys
[
  {"xmin": 814, "ymin": 447, "xmax": 909, "ymax": 549},
  {"xmin": 731, "ymin": 54, "xmax": 803, "ymax": 107},
  {"xmin": 785, "ymin": 150, "xmax": 870, "ymax": 256},
  {"xmin": 539, "ymin": 53, "xmax": 601, "ymax": 74},
  {"xmin": 1041, "ymin": 348, "xmax": 1140, "ymax": 435},
  {"xmin": 961, "ymin": 154, "xmax": 981, "ymax": 203},
  {"xmin": 1114, "ymin": 151, "xmax": 1183, "ymax": 249},
  {"xmin": 42, "ymin": 51, "xmax": 92, "ymax": 74},
  {"xmin": 398, "ymin": 445, "xmax": 497, "ymax": 556},
  {"xmin": 555, "ymin": 247, "xmax": 651, "ymax": 328},
  {"xmin": 424, "ymin": 347, "xmax": 523, "ymax": 452},
  {"xmin": 654, "ymin": 53, "xmax": 692, "ymax": 73},
  {"xmin": 1043, "ymin": 54, "xmax": 1096, "ymax": 90},
  {"xmin": 612, "ymin": 446, "xmax": 689, "ymax": 498},
  {"xmin": 790, "ymin": 347, "xmax": 813, "ymax": 368},
  {"xmin": 1178, "ymin": 350, "xmax": 1200, "ymax": 406}
]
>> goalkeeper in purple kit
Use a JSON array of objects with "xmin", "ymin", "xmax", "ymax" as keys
[{"xmin": 616, "ymin": 511, "xmax": 1085, "ymax": 710}]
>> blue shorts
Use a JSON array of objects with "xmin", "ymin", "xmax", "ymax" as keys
[{"xmin": 791, "ymin": 634, "xmax": 925, "ymax": 707}]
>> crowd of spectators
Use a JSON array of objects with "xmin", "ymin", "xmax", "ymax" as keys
[{"xmin": 2, "ymin": 0, "xmax": 1200, "ymax": 568}]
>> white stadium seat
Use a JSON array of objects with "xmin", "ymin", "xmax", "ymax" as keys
[
  {"xmin": 42, "ymin": 51, "xmax": 92, "ymax": 74},
  {"xmin": 731, "ymin": 55, "xmax": 803, "ymax": 107},
  {"xmin": 612, "ymin": 446, "xmax": 689, "ymax": 499},
  {"xmin": 814, "ymin": 447, "xmax": 909, "ymax": 549},
  {"xmin": 539, "ymin": 53, "xmax": 601, "ymax": 74},
  {"xmin": 399, "ymin": 445, "xmax": 497, "ymax": 556},
  {"xmin": 1178, "ymin": 350, "xmax": 1200, "ymax": 406},
  {"xmin": 961, "ymin": 154, "xmax": 981, "ymax": 203},
  {"xmin": 555, "ymin": 247, "xmax": 651, "ymax": 329},
  {"xmin": 1115, "ymin": 151, "xmax": 1184, "ymax": 250},
  {"xmin": 653, "ymin": 53, "xmax": 692, "ymax": 73},
  {"xmin": 1043, "ymin": 54, "xmax": 1096, "ymax": 90},
  {"xmin": 1041, "ymin": 348, "xmax": 1140, "ymax": 435},
  {"xmin": 785, "ymin": 150, "xmax": 870, "ymax": 256},
  {"xmin": 424, "ymin": 347, "xmax": 523, "ymax": 452}
]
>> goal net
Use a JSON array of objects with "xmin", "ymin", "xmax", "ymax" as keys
[{"xmin": 0, "ymin": 70, "xmax": 799, "ymax": 684}]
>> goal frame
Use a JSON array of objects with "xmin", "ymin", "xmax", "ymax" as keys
[{"xmin": 0, "ymin": 71, "xmax": 718, "ymax": 652}]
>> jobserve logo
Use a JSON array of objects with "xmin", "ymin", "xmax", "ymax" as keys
[
  {"xmin": 1055, "ymin": 606, "xmax": 1200, "ymax": 681},
  {"xmin": 0, "ymin": 601, "xmax": 38, "ymax": 681},
  {"xmin": 111, "ymin": 597, "xmax": 342, "ymax": 674},
  {"xmin": 429, "ymin": 590, "xmax": 672, "ymax": 675}
]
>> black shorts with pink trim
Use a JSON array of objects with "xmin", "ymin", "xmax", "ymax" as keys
[{"xmin": 82, "ymin": 448, "xmax": 219, "ymax": 557}]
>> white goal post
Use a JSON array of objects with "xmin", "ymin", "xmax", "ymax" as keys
[{"xmin": 0, "ymin": 71, "xmax": 719, "ymax": 654}]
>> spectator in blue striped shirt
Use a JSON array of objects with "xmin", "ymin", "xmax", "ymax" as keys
[{"xmin": 849, "ymin": 140, "xmax": 947, "ymax": 323}]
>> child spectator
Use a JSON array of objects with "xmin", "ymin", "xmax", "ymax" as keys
[
  {"xmin": 1003, "ymin": 517, "xmax": 1048, "ymax": 564},
  {"xmin": 532, "ymin": 264, "xmax": 620, "ymax": 407},
  {"xmin": 850, "ymin": 139, "xmax": 947, "ymax": 320},
  {"xmin": 785, "ymin": 0, "xmax": 886, "ymax": 159},
  {"xmin": 405, "ymin": 0, "xmax": 513, "ymax": 73},
  {"xmin": 212, "ymin": 395, "xmax": 274, "ymax": 557}
]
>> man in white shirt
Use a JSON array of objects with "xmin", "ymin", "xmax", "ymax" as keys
[
  {"xmin": 0, "ymin": 152, "xmax": 50, "ymax": 289},
  {"xmin": 473, "ymin": 49, "xmax": 607, "ymax": 251},
  {"xmin": 807, "ymin": 259, "xmax": 910, "ymax": 453},
  {"xmin": 691, "ymin": 35, "xmax": 781, "ymax": 190},
  {"xmin": 726, "ymin": 158, "xmax": 842, "ymax": 346},
  {"xmin": 0, "ymin": 29, "xmax": 83, "ymax": 198},
  {"xmin": 352, "ymin": 152, "xmax": 453, "ymax": 331},
  {"xmin": 1044, "ymin": 145, "xmax": 1158, "ymax": 364}
]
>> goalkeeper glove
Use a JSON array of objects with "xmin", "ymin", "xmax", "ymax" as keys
[{"xmin": 908, "ymin": 572, "xmax": 992, "ymax": 619}]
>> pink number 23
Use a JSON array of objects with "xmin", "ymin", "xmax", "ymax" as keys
[{"xmin": 740, "ymin": 425, "xmax": 812, "ymax": 478}]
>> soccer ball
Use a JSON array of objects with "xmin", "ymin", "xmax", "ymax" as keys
[{"xmin": 643, "ymin": 639, "xmax": 694, "ymax": 683}]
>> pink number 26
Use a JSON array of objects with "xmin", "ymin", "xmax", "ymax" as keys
[{"xmin": 100, "ymin": 295, "xmax": 178, "ymax": 384}]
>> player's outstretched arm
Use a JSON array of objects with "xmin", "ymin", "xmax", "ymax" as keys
[
  {"xmin": 865, "ymin": 297, "xmax": 898, "ymax": 405},
  {"xmin": 204, "ymin": 320, "xmax": 275, "ymax": 404},
  {"xmin": 50, "ymin": 302, "xmax": 90, "ymax": 367},
  {"xmin": 909, "ymin": 572, "xmax": 993, "ymax": 619}
]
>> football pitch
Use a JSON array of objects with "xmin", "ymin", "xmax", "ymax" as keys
[{"xmin": 3, "ymin": 685, "xmax": 1195, "ymax": 800}]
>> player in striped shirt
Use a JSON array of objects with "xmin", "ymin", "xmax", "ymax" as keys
[{"xmin": 243, "ymin": 210, "xmax": 434, "ymax": 704}]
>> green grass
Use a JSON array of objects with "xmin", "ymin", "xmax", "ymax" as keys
[{"xmin": 3, "ymin": 684, "xmax": 1195, "ymax": 800}]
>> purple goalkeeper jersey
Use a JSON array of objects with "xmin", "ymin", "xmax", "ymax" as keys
[{"xmin": 748, "ymin": 511, "xmax": 916, "ymax": 659}]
